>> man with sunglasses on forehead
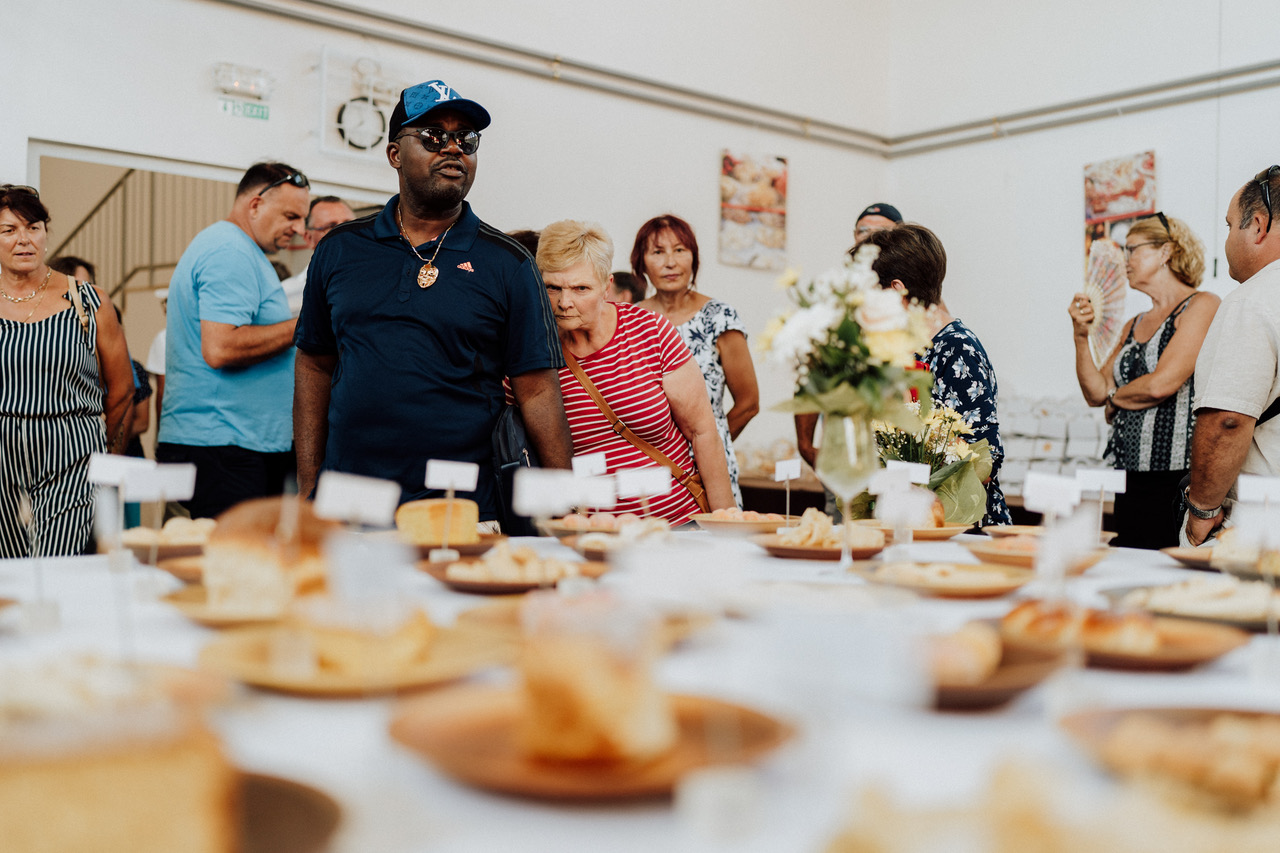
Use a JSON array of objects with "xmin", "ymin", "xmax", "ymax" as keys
[
  {"xmin": 294, "ymin": 80, "xmax": 572, "ymax": 521},
  {"xmin": 1182, "ymin": 165, "xmax": 1280, "ymax": 547},
  {"xmin": 156, "ymin": 161, "xmax": 309, "ymax": 518}
]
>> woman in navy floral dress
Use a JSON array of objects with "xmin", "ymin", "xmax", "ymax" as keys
[
  {"xmin": 631, "ymin": 215, "xmax": 759, "ymax": 506},
  {"xmin": 863, "ymin": 224, "xmax": 1012, "ymax": 526}
]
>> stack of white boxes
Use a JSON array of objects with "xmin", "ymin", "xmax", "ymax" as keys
[{"xmin": 997, "ymin": 395, "xmax": 1109, "ymax": 497}]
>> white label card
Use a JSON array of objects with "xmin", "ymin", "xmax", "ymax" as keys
[
  {"xmin": 572, "ymin": 452, "xmax": 608, "ymax": 478},
  {"xmin": 513, "ymin": 469, "xmax": 577, "ymax": 517},
  {"xmin": 314, "ymin": 472, "xmax": 400, "ymax": 526},
  {"xmin": 1075, "ymin": 467, "xmax": 1127, "ymax": 495},
  {"xmin": 425, "ymin": 459, "xmax": 479, "ymax": 492},
  {"xmin": 120, "ymin": 464, "xmax": 196, "ymax": 502},
  {"xmin": 87, "ymin": 453, "xmax": 155, "ymax": 486},
  {"xmin": 575, "ymin": 475, "xmax": 617, "ymax": 510},
  {"xmin": 885, "ymin": 460, "xmax": 931, "ymax": 485},
  {"xmin": 1023, "ymin": 471, "xmax": 1082, "ymax": 516},
  {"xmin": 615, "ymin": 467, "xmax": 671, "ymax": 498},
  {"xmin": 1237, "ymin": 474, "xmax": 1280, "ymax": 503},
  {"xmin": 773, "ymin": 458, "xmax": 802, "ymax": 482}
]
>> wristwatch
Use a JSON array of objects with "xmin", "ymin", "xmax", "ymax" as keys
[{"xmin": 1182, "ymin": 486, "xmax": 1222, "ymax": 519}]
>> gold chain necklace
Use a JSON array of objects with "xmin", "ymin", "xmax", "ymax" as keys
[
  {"xmin": 397, "ymin": 206, "xmax": 455, "ymax": 289},
  {"xmin": 0, "ymin": 267, "xmax": 52, "ymax": 304},
  {"xmin": 22, "ymin": 274, "xmax": 51, "ymax": 322}
]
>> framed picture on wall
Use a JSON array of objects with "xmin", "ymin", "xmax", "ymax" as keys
[
  {"xmin": 719, "ymin": 151, "xmax": 787, "ymax": 270},
  {"xmin": 1084, "ymin": 150, "xmax": 1157, "ymax": 262}
]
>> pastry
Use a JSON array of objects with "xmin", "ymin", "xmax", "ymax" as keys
[
  {"xmin": 929, "ymin": 622, "xmax": 1002, "ymax": 686},
  {"xmin": 281, "ymin": 598, "xmax": 436, "ymax": 677},
  {"xmin": 395, "ymin": 498, "xmax": 480, "ymax": 546}
]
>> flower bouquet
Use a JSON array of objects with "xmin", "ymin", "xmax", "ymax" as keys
[{"xmin": 875, "ymin": 401, "xmax": 992, "ymax": 525}]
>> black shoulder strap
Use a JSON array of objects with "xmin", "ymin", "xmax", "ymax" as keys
[{"xmin": 1259, "ymin": 395, "xmax": 1280, "ymax": 427}]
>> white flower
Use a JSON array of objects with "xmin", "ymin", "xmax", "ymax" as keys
[
  {"xmin": 767, "ymin": 302, "xmax": 843, "ymax": 365},
  {"xmin": 855, "ymin": 288, "xmax": 909, "ymax": 333}
]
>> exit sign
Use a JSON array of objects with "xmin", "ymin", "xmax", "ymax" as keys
[{"xmin": 218, "ymin": 97, "xmax": 269, "ymax": 121}]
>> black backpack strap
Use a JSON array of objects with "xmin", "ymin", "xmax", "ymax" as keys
[{"xmin": 1259, "ymin": 395, "xmax": 1280, "ymax": 427}]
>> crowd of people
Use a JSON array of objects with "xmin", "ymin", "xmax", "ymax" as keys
[{"xmin": 1, "ymin": 75, "xmax": 1278, "ymax": 559}]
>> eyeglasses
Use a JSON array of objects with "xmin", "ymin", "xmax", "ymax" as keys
[
  {"xmin": 0, "ymin": 184, "xmax": 39, "ymax": 198},
  {"xmin": 1122, "ymin": 241, "xmax": 1163, "ymax": 258},
  {"xmin": 1255, "ymin": 165, "xmax": 1279, "ymax": 234},
  {"xmin": 1134, "ymin": 210, "xmax": 1172, "ymax": 239},
  {"xmin": 307, "ymin": 221, "xmax": 345, "ymax": 234},
  {"xmin": 256, "ymin": 170, "xmax": 309, "ymax": 197},
  {"xmin": 397, "ymin": 127, "xmax": 481, "ymax": 155}
]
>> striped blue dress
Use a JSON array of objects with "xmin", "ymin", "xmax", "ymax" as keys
[{"xmin": 0, "ymin": 282, "xmax": 106, "ymax": 557}]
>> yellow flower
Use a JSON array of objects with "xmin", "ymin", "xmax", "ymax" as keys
[
  {"xmin": 757, "ymin": 313, "xmax": 789, "ymax": 353},
  {"xmin": 864, "ymin": 328, "xmax": 919, "ymax": 367},
  {"xmin": 946, "ymin": 438, "xmax": 975, "ymax": 461},
  {"xmin": 776, "ymin": 268, "xmax": 801, "ymax": 290}
]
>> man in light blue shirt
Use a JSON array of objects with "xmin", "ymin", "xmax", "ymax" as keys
[{"xmin": 157, "ymin": 162, "xmax": 308, "ymax": 518}]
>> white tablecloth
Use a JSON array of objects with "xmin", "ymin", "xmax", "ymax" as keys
[{"xmin": 3, "ymin": 535, "xmax": 1280, "ymax": 852}]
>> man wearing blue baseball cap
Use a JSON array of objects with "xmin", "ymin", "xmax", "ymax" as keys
[{"xmin": 293, "ymin": 80, "xmax": 573, "ymax": 522}]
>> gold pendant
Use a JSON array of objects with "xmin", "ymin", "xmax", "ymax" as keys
[{"xmin": 417, "ymin": 263, "xmax": 439, "ymax": 289}]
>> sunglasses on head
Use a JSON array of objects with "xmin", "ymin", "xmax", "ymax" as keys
[
  {"xmin": 397, "ymin": 127, "xmax": 481, "ymax": 155},
  {"xmin": 256, "ymin": 170, "xmax": 309, "ymax": 197},
  {"xmin": 0, "ymin": 184, "xmax": 39, "ymax": 198},
  {"xmin": 1134, "ymin": 210, "xmax": 1172, "ymax": 240},
  {"xmin": 1255, "ymin": 165, "xmax": 1279, "ymax": 234}
]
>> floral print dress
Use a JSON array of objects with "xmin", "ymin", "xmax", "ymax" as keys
[
  {"xmin": 676, "ymin": 300, "xmax": 746, "ymax": 507},
  {"xmin": 922, "ymin": 319, "xmax": 1011, "ymax": 526}
]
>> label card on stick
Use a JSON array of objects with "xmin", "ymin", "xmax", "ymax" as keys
[
  {"xmin": 615, "ymin": 467, "xmax": 671, "ymax": 498},
  {"xmin": 1023, "ymin": 471, "xmax": 1082, "ymax": 517},
  {"xmin": 576, "ymin": 476, "xmax": 617, "ymax": 510},
  {"xmin": 88, "ymin": 453, "xmax": 154, "ymax": 486},
  {"xmin": 885, "ymin": 460, "xmax": 931, "ymax": 485},
  {"xmin": 1075, "ymin": 467, "xmax": 1126, "ymax": 495},
  {"xmin": 425, "ymin": 460, "xmax": 479, "ymax": 492},
  {"xmin": 1237, "ymin": 474, "xmax": 1280, "ymax": 504},
  {"xmin": 513, "ymin": 469, "xmax": 577, "ymax": 517},
  {"xmin": 314, "ymin": 472, "xmax": 400, "ymax": 527},
  {"xmin": 572, "ymin": 452, "xmax": 608, "ymax": 478},
  {"xmin": 773, "ymin": 458, "xmax": 802, "ymax": 482},
  {"xmin": 120, "ymin": 464, "xmax": 196, "ymax": 503}
]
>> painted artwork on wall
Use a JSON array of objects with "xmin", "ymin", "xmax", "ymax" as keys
[{"xmin": 719, "ymin": 151, "xmax": 787, "ymax": 270}]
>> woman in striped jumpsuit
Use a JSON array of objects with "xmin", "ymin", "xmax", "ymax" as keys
[{"xmin": 0, "ymin": 186, "xmax": 134, "ymax": 557}]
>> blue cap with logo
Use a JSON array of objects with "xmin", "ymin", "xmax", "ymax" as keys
[{"xmin": 389, "ymin": 80, "xmax": 492, "ymax": 139}]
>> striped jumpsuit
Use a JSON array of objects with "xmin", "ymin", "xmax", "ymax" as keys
[{"xmin": 0, "ymin": 283, "xmax": 107, "ymax": 557}]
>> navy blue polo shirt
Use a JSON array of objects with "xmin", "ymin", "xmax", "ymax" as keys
[{"xmin": 295, "ymin": 198, "xmax": 562, "ymax": 518}]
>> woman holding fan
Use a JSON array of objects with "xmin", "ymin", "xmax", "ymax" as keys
[{"xmin": 1069, "ymin": 213, "xmax": 1218, "ymax": 549}]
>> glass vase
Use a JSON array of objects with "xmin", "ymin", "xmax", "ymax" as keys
[{"xmin": 815, "ymin": 414, "xmax": 880, "ymax": 571}]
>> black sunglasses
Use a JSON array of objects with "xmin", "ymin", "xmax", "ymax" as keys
[
  {"xmin": 0, "ymin": 184, "xmax": 39, "ymax": 198},
  {"xmin": 397, "ymin": 127, "xmax": 481, "ymax": 155},
  {"xmin": 1255, "ymin": 165, "xmax": 1279, "ymax": 234},
  {"xmin": 1134, "ymin": 210, "xmax": 1172, "ymax": 240},
  {"xmin": 257, "ymin": 170, "xmax": 309, "ymax": 197}
]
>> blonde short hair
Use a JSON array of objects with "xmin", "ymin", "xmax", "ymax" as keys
[
  {"xmin": 536, "ymin": 220, "xmax": 613, "ymax": 287},
  {"xmin": 1127, "ymin": 214, "xmax": 1205, "ymax": 287}
]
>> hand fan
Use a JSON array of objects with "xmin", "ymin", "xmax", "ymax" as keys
[{"xmin": 1083, "ymin": 240, "xmax": 1128, "ymax": 367}]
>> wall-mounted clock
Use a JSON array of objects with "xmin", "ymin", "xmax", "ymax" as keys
[{"xmin": 336, "ymin": 96, "xmax": 386, "ymax": 150}]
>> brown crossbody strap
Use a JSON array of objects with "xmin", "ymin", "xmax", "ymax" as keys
[{"xmin": 561, "ymin": 345, "xmax": 709, "ymax": 510}]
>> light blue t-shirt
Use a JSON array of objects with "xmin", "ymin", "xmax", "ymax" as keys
[{"xmin": 158, "ymin": 221, "xmax": 294, "ymax": 453}]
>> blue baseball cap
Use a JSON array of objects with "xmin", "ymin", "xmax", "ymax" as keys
[
  {"xmin": 857, "ymin": 203, "xmax": 903, "ymax": 224},
  {"xmin": 388, "ymin": 80, "xmax": 491, "ymax": 139}
]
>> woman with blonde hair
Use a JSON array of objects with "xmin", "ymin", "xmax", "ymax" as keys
[
  {"xmin": 534, "ymin": 219, "xmax": 734, "ymax": 523},
  {"xmin": 1069, "ymin": 212, "xmax": 1219, "ymax": 548}
]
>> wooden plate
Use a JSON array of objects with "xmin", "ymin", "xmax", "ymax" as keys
[
  {"xmin": 860, "ymin": 562, "xmax": 1033, "ymax": 598},
  {"xmin": 748, "ymin": 533, "xmax": 884, "ymax": 562},
  {"xmin": 987, "ymin": 525, "xmax": 1118, "ymax": 545},
  {"xmin": 198, "ymin": 623, "xmax": 516, "ymax": 696},
  {"xmin": 163, "ymin": 585, "xmax": 283, "ymax": 629},
  {"xmin": 389, "ymin": 685, "xmax": 793, "ymax": 800},
  {"xmin": 537, "ymin": 519, "xmax": 607, "ymax": 539},
  {"xmin": 963, "ymin": 541, "xmax": 1107, "ymax": 575},
  {"xmin": 0, "ymin": 597, "xmax": 17, "ymax": 612},
  {"xmin": 561, "ymin": 535, "xmax": 613, "ymax": 562},
  {"xmin": 125, "ymin": 541, "xmax": 204, "ymax": 566},
  {"xmin": 1159, "ymin": 546, "xmax": 1216, "ymax": 571},
  {"xmin": 1101, "ymin": 584, "xmax": 1279, "ymax": 632},
  {"xmin": 157, "ymin": 555, "xmax": 205, "ymax": 584},
  {"xmin": 454, "ymin": 597, "xmax": 715, "ymax": 650},
  {"xmin": 418, "ymin": 560, "xmax": 609, "ymax": 594},
  {"xmin": 408, "ymin": 533, "xmax": 506, "ymax": 560},
  {"xmin": 240, "ymin": 773, "xmax": 341, "ymax": 853},
  {"xmin": 689, "ymin": 514, "xmax": 800, "ymax": 536},
  {"xmin": 856, "ymin": 521, "xmax": 972, "ymax": 541},
  {"xmin": 1001, "ymin": 616, "xmax": 1250, "ymax": 671},
  {"xmin": 935, "ymin": 644, "xmax": 1063, "ymax": 710}
]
